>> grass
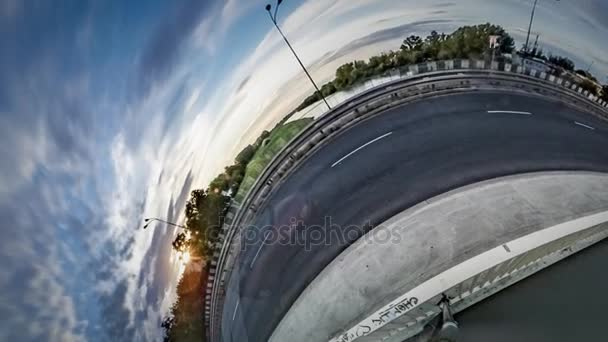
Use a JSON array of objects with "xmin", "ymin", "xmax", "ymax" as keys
[{"xmin": 235, "ymin": 117, "xmax": 314, "ymax": 202}]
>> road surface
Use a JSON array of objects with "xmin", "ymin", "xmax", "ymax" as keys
[{"xmin": 221, "ymin": 91, "xmax": 608, "ymax": 342}]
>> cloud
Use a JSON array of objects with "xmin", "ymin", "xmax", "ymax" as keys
[
  {"xmin": 0, "ymin": 175, "xmax": 89, "ymax": 342},
  {"xmin": 0, "ymin": 0, "xmax": 20, "ymax": 19},
  {"xmin": 136, "ymin": 0, "xmax": 216, "ymax": 97},
  {"xmin": 324, "ymin": 19, "xmax": 453, "ymax": 64}
]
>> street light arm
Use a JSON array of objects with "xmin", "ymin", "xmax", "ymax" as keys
[
  {"xmin": 267, "ymin": 8, "xmax": 276, "ymax": 24},
  {"xmin": 143, "ymin": 217, "xmax": 187, "ymax": 229}
]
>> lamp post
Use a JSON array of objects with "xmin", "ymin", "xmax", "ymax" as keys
[
  {"xmin": 143, "ymin": 218, "xmax": 186, "ymax": 230},
  {"xmin": 265, "ymin": 0, "xmax": 331, "ymax": 111},
  {"xmin": 524, "ymin": 0, "xmax": 560, "ymax": 53},
  {"xmin": 585, "ymin": 60, "xmax": 594, "ymax": 74}
]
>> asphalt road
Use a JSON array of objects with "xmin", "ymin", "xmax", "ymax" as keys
[
  {"xmin": 221, "ymin": 91, "xmax": 608, "ymax": 342},
  {"xmin": 456, "ymin": 237, "xmax": 608, "ymax": 341}
]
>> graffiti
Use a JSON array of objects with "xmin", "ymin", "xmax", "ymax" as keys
[
  {"xmin": 355, "ymin": 325, "xmax": 371, "ymax": 336},
  {"xmin": 390, "ymin": 297, "xmax": 419, "ymax": 314},
  {"xmin": 334, "ymin": 296, "xmax": 419, "ymax": 342}
]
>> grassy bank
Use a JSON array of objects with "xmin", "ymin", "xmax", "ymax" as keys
[{"xmin": 235, "ymin": 117, "xmax": 314, "ymax": 202}]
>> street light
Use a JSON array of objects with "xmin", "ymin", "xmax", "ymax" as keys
[
  {"xmin": 524, "ymin": 0, "xmax": 560, "ymax": 53},
  {"xmin": 585, "ymin": 60, "xmax": 594, "ymax": 74},
  {"xmin": 265, "ymin": 0, "xmax": 331, "ymax": 111},
  {"xmin": 143, "ymin": 217, "xmax": 187, "ymax": 230}
]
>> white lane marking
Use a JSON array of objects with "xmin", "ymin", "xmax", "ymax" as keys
[
  {"xmin": 232, "ymin": 299, "xmax": 240, "ymax": 321},
  {"xmin": 331, "ymin": 132, "xmax": 393, "ymax": 168},
  {"xmin": 249, "ymin": 231, "xmax": 273, "ymax": 269},
  {"xmin": 574, "ymin": 121, "xmax": 595, "ymax": 130},
  {"xmin": 487, "ymin": 110, "xmax": 532, "ymax": 115}
]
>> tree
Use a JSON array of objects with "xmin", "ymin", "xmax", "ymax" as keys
[
  {"xmin": 209, "ymin": 173, "xmax": 229, "ymax": 193},
  {"xmin": 335, "ymin": 62, "xmax": 354, "ymax": 88},
  {"xmin": 162, "ymin": 268, "xmax": 206, "ymax": 341},
  {"xmin": 235, "ymin": 145, "xmax": 256, "ymax": 165},
  {"xmin": 579, "ymin": 79, "xmax": 599, "ymax": 96},
  {"xmin": 602, "ymin": 85, "xmax": 608, "ymax": 102},
  {"xmin": 161, "ymin": 316, "xmax": 175, "ymax": 342},
  {"xmin": 400, "ymin": 35, "xmax": 423, "ymax": 51},
  {"xmin": 172, "ymin": 233, "xmax": 188, "ymax": 253},
  {"xmin": 320, "ymin": 82, "xmax": 337, "ymax": 96},
  {"xmin": 549, "ymin": 55, "xmax": 575, "ymax": 71}
]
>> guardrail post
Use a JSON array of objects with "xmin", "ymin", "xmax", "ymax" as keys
[{"xmin": 409, "ymin": 64, "xmax": 419, "ymax": 75}]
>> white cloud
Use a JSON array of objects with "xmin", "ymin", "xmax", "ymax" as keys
[{"xmin": 194, "ymin": 0, "xmax": 431, "ymax": 160}]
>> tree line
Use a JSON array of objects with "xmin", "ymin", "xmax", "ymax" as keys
[
  {"xmin": 296, "ymin": 23, "xmax": 515, "ymax": 111},
  {"xmin": 161, "ymin": 131, "xmax": 271, "ymax": 341},
  {"xmin": 296, "ymin": 23, "xmax": 608, "ymax": 111},
  {"xmin": 170, "ymin": 130, "xmax": 270, "ymax": 258}
]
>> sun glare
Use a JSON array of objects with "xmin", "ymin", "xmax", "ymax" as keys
[{"xmin": 181, "ymin": 251, "xmax": 191, "ymax": 264}]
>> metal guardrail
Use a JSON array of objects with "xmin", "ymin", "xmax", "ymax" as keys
[{"xmin": 205, "ymin": 58, "xmax": 608, "ymax": 341}]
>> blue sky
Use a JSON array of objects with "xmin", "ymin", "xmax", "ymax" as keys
[{"xmin": 1, "ymin": 0, "xmax": 607, "ymax": 341}]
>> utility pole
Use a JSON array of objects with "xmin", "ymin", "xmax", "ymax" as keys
[
  {"xmin": 524, "ymin": 0, "xmax": 539, "ymax": 53},
  {"xmin": 524, "ymin": 0, "xmax": 560, "ymax": 53},
  {"xmin": 489, "ymin": 35, "xmax": 501, "ymax": 68},
  {"xmin": 585, "ymin": 60, "xmax": 594, "ymax": 73}
]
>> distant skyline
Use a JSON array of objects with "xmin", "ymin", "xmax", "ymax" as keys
[{"xmin": 0, "ymin": 0, "xmax": 607, "ymax": 341}]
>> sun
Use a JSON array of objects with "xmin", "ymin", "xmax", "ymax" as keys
[{"xmin": 181, "ymin": 251, "xmax": 191, "ymax": 264}]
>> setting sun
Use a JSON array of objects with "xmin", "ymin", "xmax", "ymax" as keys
[{"xmin": 180, "ymin": 251, "xmax": 191, "ymax": 264}]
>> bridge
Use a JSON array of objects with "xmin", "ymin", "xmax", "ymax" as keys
[{"xmin": 204, "ymin": 59, "xmax": 608, "ymax": 342}]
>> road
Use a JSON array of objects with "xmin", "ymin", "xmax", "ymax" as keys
[
  {"xmin": 221, "ymin": 91, "xmax": 608, "ymax": 342},
  {"xmin": 457, "ymin": 237, "xmax": 608, "ymax": 341}
]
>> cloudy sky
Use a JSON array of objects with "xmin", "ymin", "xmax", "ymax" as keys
[{"xmin": 1, "ymin": 0, "xmax": 606, "ymax": 341}]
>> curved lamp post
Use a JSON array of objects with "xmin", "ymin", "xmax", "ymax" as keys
[
  {"xmin": 265, "ymin": 0, "xmax": 331, "ymax": 111},
  {"xmin": 143, "ymin": 217, "xmax": 187, "ymax": 230}
]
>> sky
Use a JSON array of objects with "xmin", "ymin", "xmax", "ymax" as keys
[{"xmin": 0, "ymin": 0, "xmax": 607, "ymax": 341}]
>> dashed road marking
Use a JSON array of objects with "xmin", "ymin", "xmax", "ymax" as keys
[
  {"xmin": 249, "ymin": 231, "xmax": 273, "ymax": 269},
  {"xmin": 232, "ymin": 299, "xmax": 240, "ymax": 321},
  {"xmin": 331, "ymin": 132, "xmax": 393, "ymax": 168},
  {"xmin": 574, "ymin": 121, "xmax": 595, "ymax": 130},
  {"xmin": 487, "ymin": 110, "xmax": 532, "ymax": 115}
]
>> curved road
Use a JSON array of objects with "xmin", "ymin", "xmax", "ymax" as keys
[{"xmin": 221, "ymin": 91, "xmax": 608, "ymax": 342}]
